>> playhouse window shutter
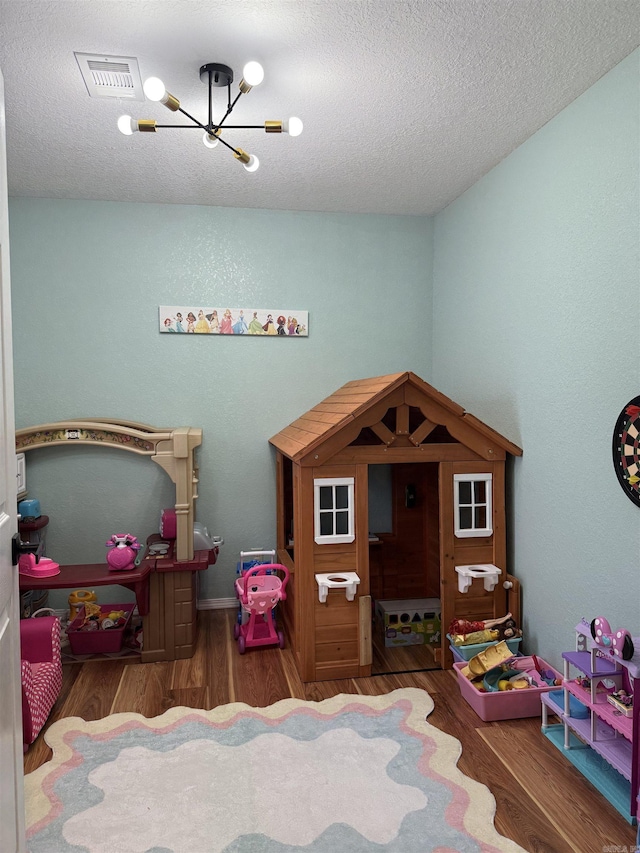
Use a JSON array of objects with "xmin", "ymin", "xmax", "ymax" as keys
[
  {"xmin": 453, "ymin": 473, "xmax": 493, "ymax": 538},
  {"xmin": 314, "ymin": 478, "xmax": 355, "ymax": 544}
]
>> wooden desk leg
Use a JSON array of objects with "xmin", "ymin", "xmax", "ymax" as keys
[
  {"xmin": 134, "ymin": 576, "xmax": 150, "ymax": 617},
  {"xmin": 141, "ymin": 570, "xmax": 198, "ymax": 663}
]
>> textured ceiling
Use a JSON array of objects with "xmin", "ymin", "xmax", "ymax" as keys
[{"xmin": 0, "ymin": 0, "xmax": 638, "ymax": 216}]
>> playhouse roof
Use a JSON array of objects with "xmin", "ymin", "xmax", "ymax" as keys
[{"xmin": 269, "ymin": 371, "xmax": 523, "ymax": 464}]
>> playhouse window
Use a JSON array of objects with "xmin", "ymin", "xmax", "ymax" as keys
[
  {"xmin": 454, "ymin": 473, "xmax": 493, "ymax": 538},
  {"xmin": 314, "ymin": 477, "xmax": 355, "ymax": 544}
]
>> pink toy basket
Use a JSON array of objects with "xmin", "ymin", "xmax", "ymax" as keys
[{"xmin": 233, "ymin": 564, "xmax": 289, "ymax": 654}]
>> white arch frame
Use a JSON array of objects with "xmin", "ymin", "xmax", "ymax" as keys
[{"xmin": 15, "ymin": 419, "xmax": 202, "ymax": 562}]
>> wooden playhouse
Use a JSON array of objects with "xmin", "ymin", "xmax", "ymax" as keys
[{"xmin": 269, "ymin": 372, "xmax": 523, "ymax": 682}]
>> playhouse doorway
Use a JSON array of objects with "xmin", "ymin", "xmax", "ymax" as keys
[{"xmin": 369, "ymin": 462, "xmax": 442, "ymax": 675}]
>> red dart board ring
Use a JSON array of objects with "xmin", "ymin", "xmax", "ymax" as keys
[{"xmin": 612, "ymin": 395, "xmax": 640, "ymax": 507}]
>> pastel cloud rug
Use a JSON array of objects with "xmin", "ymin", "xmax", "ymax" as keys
[{"xmin": 25, "ymin": 687, "xmax": 525, "ymax": 853}]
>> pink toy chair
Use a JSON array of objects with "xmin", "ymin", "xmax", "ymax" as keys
[
  {"xmin": 234, "ymin": 564, "xmax": 289, "ymax": 654},
  {"xmin": 20, "ymin": 616, "xmax": 63, "ymax": 751}
]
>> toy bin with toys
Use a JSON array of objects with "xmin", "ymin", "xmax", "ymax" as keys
[
  {"xmin": 66, "ymin": 603, "xmax": 134, "ymax": 654},
  {"xmin": 448, "ymin": 633, "xmax": 522, "ymax": 661},
  {"xmin": 454, "ymin": 652, "xmax": 562, "ymax": 721}
]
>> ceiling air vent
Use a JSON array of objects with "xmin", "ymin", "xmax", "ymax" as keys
[{"xmin": 74, "ymin": 52, "xmax": 144, "ymax": 100}]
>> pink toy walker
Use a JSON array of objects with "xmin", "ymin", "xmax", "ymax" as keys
[{"xmin": 234, "ymin": 563, "xmax": 289, "ymax": 654}]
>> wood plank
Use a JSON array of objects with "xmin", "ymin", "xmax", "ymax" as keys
[
  {"xmin": 409, "ymin": 416, "xmax": 436, "ymax": 446},
  {"xmin": 314, "ymin": 661, "xmax": 361, "ymax": 680},
  {"xmin": 396, "ymin": 404, "xmax": 410, "ymax": 435},
  {"xmin": 359, "ymin": 596, "xmax": 372, "ymax": 666},
  {"xmin": 370, "ymin": 421, "xmax": 396, "ymax": 445},
  {"xmin": 315, "ymin": 598, "xmax": 359, "ymax": 626},
  {"xmin": 24, "ymin": 612, "xmax": 636, "ymax": 853},
  {"xmin": 298, "ymin": 410, "xmax": 346, "ymax": 426},
  {"xmin": 206, "ymin": 608, "xmax": 234, "ymax": 708},
  {"xmin": 478, "ymin": 721, "xmax": 637, "ymax": 852},
  {"xmin": 230, "ymin": 645, "xmax": 292, "ymax": 708},
  {"xmin": 328, "ymin": 444, "xmax": 483, "ymax": 464},
  {"xmin": 316, "ymin": 624, "xmax": 358, "ymax": 643},
  {"xmin": 462, "ymin": 412, "xmax": 523, "ymax": 457},
  {"xmin": 295, "ymin": 465, "xmax": 316, "ymax": 681},
  {"xmin": 111, "ymin": 661, "xmax": 175, "ymax": 715},
  {"xmin": 315, "ymin": 640, "xmax": 359, "ymax": 663}
]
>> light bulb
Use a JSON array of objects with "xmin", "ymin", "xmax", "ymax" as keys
[
  {"xmin": 202, "ymin": 131, "xmax": 219, "ymax": 149},
  {"xmin": 242, "ymin": 62, "xmax": 264, "ymax": 87},
  {"xmin": 117, "ymin": 115, "xmax": 137, "ymax": 135},
  {"xmin": 243, "ymin": 155, "xmax": 260, "ymax": 173},
  {"xmin": 143, "ymin": 76, "xmax": 166, "ymax": 102},
  {"xmin": 283, "ymin": 117, "xmax": 303, "ymax": 137}
]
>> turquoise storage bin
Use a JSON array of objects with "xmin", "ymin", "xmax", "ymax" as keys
[{"xmin": 446, "ymin": 633, "xmax": 522, "ymax": 661}]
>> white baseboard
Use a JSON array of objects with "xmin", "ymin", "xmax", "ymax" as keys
[{"xmin": 197, "ymin": 597, "xmax": 238, "ymax": 610}]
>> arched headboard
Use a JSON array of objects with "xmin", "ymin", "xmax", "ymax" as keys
[{"xmin": 15, "ymin": 419, "xmax": 202, "ymax": 562}]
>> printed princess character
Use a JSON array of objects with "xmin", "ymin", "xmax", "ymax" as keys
[
  {"xmin": 219, "ymin": 309, "xmax": 234, "ymax": 334},
  {"xmin": 248, "ymin": 312, "xmax": 264, "ymax": 334},
  {"xmin": 195, "ymin": 310, "xmax": 210, "ymax": 333}
]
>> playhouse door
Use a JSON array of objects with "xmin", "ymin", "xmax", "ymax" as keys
[{"xmin": 0, "ymin": 65, "xmax": 26, "ymax": 852}]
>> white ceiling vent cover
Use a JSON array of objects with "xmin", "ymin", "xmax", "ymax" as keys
[{"xmin": 74, "ymin": 53, "xmax": 144, "ymax": 100}]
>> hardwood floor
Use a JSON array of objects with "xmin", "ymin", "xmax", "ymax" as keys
[{"xmin": 24, "ymin": 609, "xmax": 637, "ymax": 853}]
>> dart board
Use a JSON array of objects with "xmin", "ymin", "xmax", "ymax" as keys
[{"xmin": 612, "ymin": 395, "xmax": 640, "ymax": 507}]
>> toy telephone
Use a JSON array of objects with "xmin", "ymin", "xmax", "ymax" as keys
[{"xmin": 105, "ymin": 533, "xmax": 142, "ymax": 572}]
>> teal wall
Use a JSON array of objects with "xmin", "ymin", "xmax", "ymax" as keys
[
  {"xmin": 9, "ymin": 202, "xmax": 433, "ymax": 602},
  {"xmin": 432, "ymin": 50, "xmax": 640, "ymax": 667},
  {"xmin": 9, "ymin": 49, "xmax": 639, "ymax": 667}
]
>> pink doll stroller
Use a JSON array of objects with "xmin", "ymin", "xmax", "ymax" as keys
[{"xmin": 234, "ymin": 564, "xmax": 289, "ymax": 654}]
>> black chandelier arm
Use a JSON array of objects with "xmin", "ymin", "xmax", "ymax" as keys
[
  {"xmin": 216, "ymin": 90, "xmax": 244, "ymax": 130},
  {"xmin": 175, "ymin": 106, "xmax": 209, "ymax": 132},
  {"xmin": 153, "ymin": 122, "xmax": 243, "ymax": 156},
  {"xmin": 154, "ymin": 125, "xmax": 268, "ymax": 130}
]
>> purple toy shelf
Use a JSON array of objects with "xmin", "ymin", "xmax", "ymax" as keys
[
  {"xmin": 574, "ymin": 618, "xmax": 640, "ymax": 680},
  {"xmin": 540, "ymin": 618, "xmax": 639, "ymax": 825}
]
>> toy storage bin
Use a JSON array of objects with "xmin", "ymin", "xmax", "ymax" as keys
[
  {"xmin": 66, "ymin": 604, "xmax": 134, "ymax": 654},
  {"xmin": 376, "ymin": 598, "xmax": 441, "ymax": 647},
  {"xmin": 446, "ymin": 633, "xmax": 522, "ymax": 661},
  {"xmin": 453, "ymin": 660, "xmax": 560, "ymax": 722}
]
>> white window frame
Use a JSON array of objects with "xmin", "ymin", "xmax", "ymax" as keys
[
  {"xmin": 314, "ymin": 477, "xmax": 355, "ymax": 544},
  {"xmin": 453, "ymin": 473, "xmax": 493, "ymax": 538}
]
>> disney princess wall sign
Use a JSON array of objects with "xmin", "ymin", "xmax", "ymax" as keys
[{"xmin": 159, "ymin": 307, "xmax": 309, "ymax": 336}]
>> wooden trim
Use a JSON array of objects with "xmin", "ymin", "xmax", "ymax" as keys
[
  {"xmin": 275, "ymin": 452, "xmax": 286, "ymax": 552},
  {"xmin": 409, "ymin": 417, "xmax": 436, "ymax": 446},
  {"xmin": 404, "ymin": 377, "xmax": 464, "ymax": 416},
  {"xmin": 504, "ymin": 574, "xmax": 521, "ymax": 628},
  {"xmin": 370, "ymin": 421, "xmax": 396, "ymax": 446},
  {"xmin": 396, "ymin": 404, "xmax": 410, "ymax": 436},
  {"xmin": 462, "ymin": 413, "xmax": 522, "ymax": 457},
  {"xmin": 359, "ymin": 595, "xmax": 372, "ymax": 667},
  {"xmin": 327, "ymin": 444, "xmax": 483, "ymax": 464},
  {"xmin": 295, "ymin": 465, "xmax": 316, "ymax": 682},
  {"xmin": 355, "ymin": 463, "xmax": 370, "ymax": 596},
  {"xmin": 438, "ymin": 461, "xmax": 456, "ymax": 670}
]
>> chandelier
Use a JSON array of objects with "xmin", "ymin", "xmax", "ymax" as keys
[{"xmin": 117, "ymin": 61, "xmax": 303, "ymax": 172}]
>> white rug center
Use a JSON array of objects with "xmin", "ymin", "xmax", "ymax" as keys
[{"xmin": 62, "ymin": 728, "xmax": 427, "ymax": 852}]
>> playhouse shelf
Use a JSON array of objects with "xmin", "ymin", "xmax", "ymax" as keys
[{"xmin": 541, "ymin": 619, "xmax": 640, "ymax": 824}]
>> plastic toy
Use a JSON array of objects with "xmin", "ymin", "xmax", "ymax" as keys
[
  {"xmin": 234, "ymin": 563, "xmax": 289, "ymax": 654},
  {"xmin": 235, "ymin": 550, "xmax": 276, "ymax": 627},
  {"xmin": 18, "ymin": 553, "xmax": 60, "ymax": 578},
  {"xmin": 590, "ymin": 616, "xmax": 635, "ymax": 661},
  {"xmin": 449, "ymin": 612, "xmax": 520, "ymax": 642},
  {"xmin": 105, "ymin": 533, "xmax": 142, "ymax": 572}
]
